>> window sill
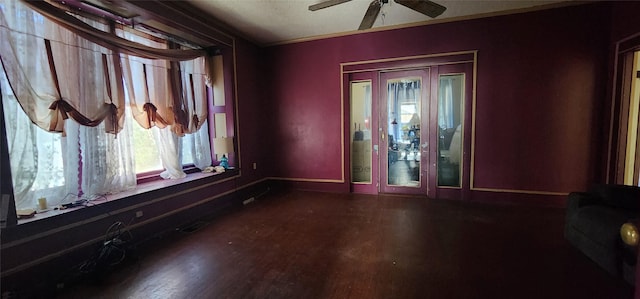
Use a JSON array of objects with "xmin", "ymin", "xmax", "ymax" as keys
[{"xmin": 16, "ymin": 168, "xmax": 237, "ymax": 225}]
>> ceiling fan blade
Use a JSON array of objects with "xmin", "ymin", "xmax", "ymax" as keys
[
  {"xmin": 309, "ymin": 0, "xmax": 352, "ymax": 11},
  {"xmin": 395, "ymin": 0, "xmax": 446, "ymax": 18},
  {"xmin": 358, "ymin": 0, "xmax": 382, "ymax": 30}
]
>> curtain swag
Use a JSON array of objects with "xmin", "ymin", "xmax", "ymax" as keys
[
  {"xmin": 44, "ymin": 38, "xmax": 117, "ymax": 133},
  {"xmin": 142, "ymin": 102, "xmax": 169, "ymax": 128}
]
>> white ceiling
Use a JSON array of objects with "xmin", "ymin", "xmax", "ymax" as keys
[{"xmin": 187, "ymin": 0, "xmax": 578, "ymax": 46}]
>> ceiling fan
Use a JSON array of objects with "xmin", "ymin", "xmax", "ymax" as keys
[{"xmin": 309, "ymin": 0, "xmax": 446, "ymax": 30}]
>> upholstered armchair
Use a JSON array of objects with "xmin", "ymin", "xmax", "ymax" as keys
[{"xmin": 565, "ymin": 184, "xmax": 639, "ymax": 285}]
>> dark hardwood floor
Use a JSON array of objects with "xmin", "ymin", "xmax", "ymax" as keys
[{"xmin": 56, "ymin": 190, "xmax": 633, "ymax": 298}]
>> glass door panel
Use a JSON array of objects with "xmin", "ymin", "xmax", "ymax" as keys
[
  {"xmin": 350, "ymin": 81, "xmax": 372, "ymax": 184},
  {"xmin": 380, "ymin": 69, "xmax": 429, "ymax": 195},
  {"xmin": 437, "ymin": 74, "xmax": 464, "ymax": 187},
  {"xmin": 348, "ymin": 72, "xmax": 379, "ymax": 194},
  {"xmin": 387, "ymin": 78, "xmax": 422, "ymax": 187}
]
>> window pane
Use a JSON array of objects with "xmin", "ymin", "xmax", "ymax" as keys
[
  {"xmin": 350, "ymin": 81, "xmax": 372, "ymax": 183},
  {"xmin": 181, "ymin": 134, "xmax": 195, "ymax": 166},
  {"xmin": 1, "ymin": 83, "xmax": 68, "ymax": 209},
  {"xmin": 437, "ymin": 74, "xmax": 464, "ymax": 187},
  {"xmin": 387, "ymin": 78, "xmax": 421, "ymax": 187},
  {"xmin": 127, "ymin": 107, "xmax": 163, "ymax": 173}
]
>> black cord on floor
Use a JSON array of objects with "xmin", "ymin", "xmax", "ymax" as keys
[{"xmin": 76, "ymin": 220, "xmax": 134, "ymax": 283}]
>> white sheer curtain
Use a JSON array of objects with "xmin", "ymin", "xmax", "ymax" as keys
[
  {"xmin": 119, "ymin": 30, "xmax": 211, "ymax": 175},
  {"xmin": 0, "ymin": 0, "xmax": 125, "ymax": 134},
  {"xmin": 153, "ymin": 126, "xmax": 186, "ymax": 179},
  {"xmin": 181, "ymin": 121, "xmax": 212, "ymax": 169},
  {"xmin": 178, "ymin": 57, "xmax": 212, "ymax": 170},
  {"xmin": 76, "ymin": 120, "xmax": 136, "ymax": 196},
  {"xmin": 1, "ymin": 69, "xmax": 79, "ymax": 210},
  {"xmin": 0, "ymin": 0, "xmax": 135, "ymax": 208},
  {"xmin": 119, "ymin": 28, "xmax": 174, "ymax": 130}
]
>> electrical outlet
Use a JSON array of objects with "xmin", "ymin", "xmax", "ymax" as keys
[
  {"xmin": 253, "ymin": 162, "xmax": 257, "ymax": 170},
  {"xmin": 135, "ymin": 211, "xmax": 143, "ymax": 218}
]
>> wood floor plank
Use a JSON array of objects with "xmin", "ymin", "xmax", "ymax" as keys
[{"xmin": 56, "ymin": 190, "xmax": 633, "ymax": 299}]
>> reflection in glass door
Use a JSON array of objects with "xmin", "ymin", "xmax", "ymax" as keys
[
  {"xmin": 345, "ymin": 59, "xmax": 474, "ymax": 197},
  {"xmin": 380, "ymin": 69, "xmax": 429, "ymax": 195},
  {"xmin": 437, "ymin": 74, "xmax": 464, "ymax": 187},
  {"xmin": 387, "ymin": 78, "xmax": 422, "ymax": 187},
  {"xmin": 348, "ymin": 72, "xmax": 379, "ymax": 195},
  {"xmin": 350, "ymin": 81, "xmax": 372, "ymax": 184}
]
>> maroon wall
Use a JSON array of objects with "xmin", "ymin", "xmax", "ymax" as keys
[
  {"xmin": 265, "ymin": 3, "xmax": 611, "ymax": 195},
  {"xmin": 610, "ymin": 1, "xmax": 640, "ymax": 43},
  {"xmin": 234, "ymin": 38, "xmax": 270, "ymax": 185}
]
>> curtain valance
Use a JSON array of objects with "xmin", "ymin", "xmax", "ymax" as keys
[
  {"xmin": 22, "ymin": 0, "xmax": 211, "ymax": 62},
  {"xmin": 1, "ymin": 0, "xmax": 215, "ymax": 211},
  {"xmin": 0, "ymin": 0, "xmax": 216, "ymax": 135}
]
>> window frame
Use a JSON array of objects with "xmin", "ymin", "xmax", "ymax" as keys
[{"xmin": 0, "ymin": 2, "xmax": 237, "ymax": 209}]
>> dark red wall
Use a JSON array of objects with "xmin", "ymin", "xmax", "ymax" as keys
[
  {"xmin": 610, "ymin": 1, "xmax": 640, "ymax": 42},
  {"xmin": 234, "ymin": 38, "xmax": 270, "ymax": 185},
  {"xmin": 265, "ymin": 3, "xmax": 611, "ymax": 195}
]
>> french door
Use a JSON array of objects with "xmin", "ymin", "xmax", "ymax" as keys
[
  {"xmin": 379, "ymin": 69, "xmax": 430, "ymax": 195},
  {"xmin": 348, "ymin": 69, "xmax": 430, "ymax": 195},
  {"xmin": 347, "ymin": 57, "xmax": 473, "ymax": 198}
]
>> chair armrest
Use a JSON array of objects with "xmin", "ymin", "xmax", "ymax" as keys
[
  {"xmin": 590, "ymin": 184, "xmax": 640, "ymax": 210},
  {"xmin": 567, "ymin": 191, "xmax": 600, "ymax": 209}
]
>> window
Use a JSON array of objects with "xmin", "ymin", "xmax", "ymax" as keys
[
  {"xmin": 128, "ymin": 107, "xmax": 163, "ymax": 174},
  {"xmin": 0, "ymin": 1, "xmax": 230, "ymax": 212}
]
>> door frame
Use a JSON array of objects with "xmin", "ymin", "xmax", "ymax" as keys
[
  {"xmin": 342, "ymin": 51, "xmax": 477, "ymax": 198},
  {"xmin": 433, "ymin": 63, "xmax": 475, "ymax": 200}
]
